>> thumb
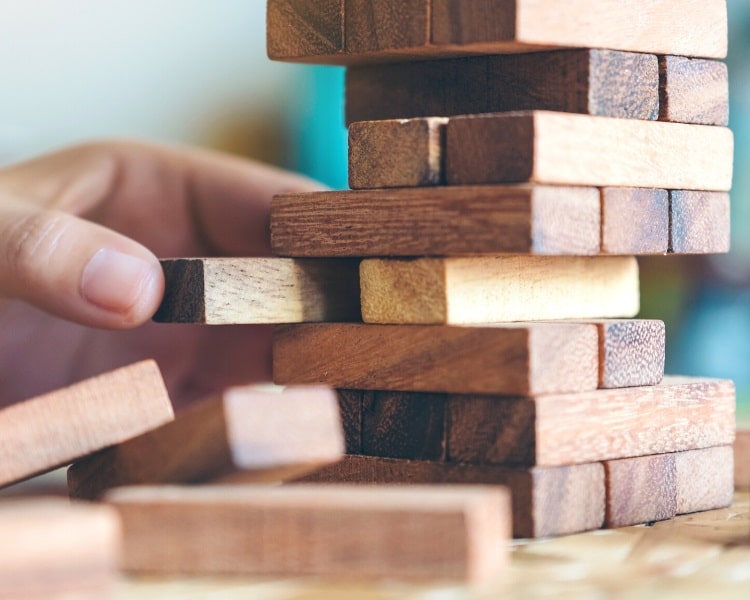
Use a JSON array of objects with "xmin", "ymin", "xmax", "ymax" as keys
[{"xmin": 0, "ymin": 200, "xmax": 164, "ymax": 328}]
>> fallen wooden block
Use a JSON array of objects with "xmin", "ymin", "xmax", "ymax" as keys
[
  {"xmin": 153, "ymin": 258, "xmax": 360, "ymax": 324},
  {"xmin": 659, "ymin": 56, "xmax": 729, "ymax": 126},
  {"xmin": 735, "ymin": 429, "xmax": 750, "ymax": 490},
  {"xmin": 675, "ymin": 446, "xmax": 734, "ymax": 514},
  {"xmin": 445, "ymin": 112, "xmax": 733, "ymax": 191},
  {"xmin": 601, "ymin": 188, "xmax": 669, "ymax": 255},
  {"xmin": 67, "ymin": 386, "xmax": 344, "ymax": 500},
  {"xmin": 271, "ymin": 186, "xmax": 601, "ymax": 257},
  {"xmin": 359, "ymin": 256, "xmax": 639, "ymax": 324},
  {"xmin": 596, "ymin": 320, "xmax": 665, "ymax": 389},
  {"xmin": 669, "ymin": 191, "xmax": 731, "ymax": 254},
  {"xmin": 274, "ymin": 322, "xmax": 599, "ymax": 395},
  {"xmin": 0, "ymin": 360, "xmax": 174, "ymax": 488},
  {"xmin": 295, "ymin": 455, "xmax": 605, "ymax": 539},
  {"xmin": 346, "ymin": 50, "xmax": 658, "ymax": 124},
  {"xmin": 105, "ymin": 484, "xmax": 510, "ymax": 582},
  {"xmin": 0, "ymin": 499, "xmax": 120, "ymax": 598},
  {"xmin": 266, "ymin": 0, "xmax": 344, "ymax": 62}
]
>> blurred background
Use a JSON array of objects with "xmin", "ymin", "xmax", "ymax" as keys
[{"xmin": 0, "ymin": 0, "xmax": 746, "ymax": 420}]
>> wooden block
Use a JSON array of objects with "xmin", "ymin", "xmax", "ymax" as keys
[
  {"xmin": 674, "ymin": 446, "xmax": 734, "ymax": 514},
  {"xmin": 445, "ymin": 111, "xmax": 733, "ymax": 191},
  {"xmin": 360, "ymin": 256, "xmax": 639, "ymax": 324},
  {"xmin": 349, "ymin": 117, "xmax": 447, "ymax": 189},
  {"xmin": 0, "ymin": 499, "xmax": 120, "ymax": 598},
  {"xmin": 0, "ymin": 360, "xmax": 174, "ymax": 488},
  {"xmin": 734, "ymin": 429, "xmax": 750, "ymax": 490},
  {"xmin": 669, "ymin": 191, "xmax": 731, "ymax": 254},
  {"xmin": 446, "ymin": 377, "xmax": 735, "ymax": 467},
  {"xmin": 345, "ymin": 0, "xmax": 429, "ymax": 54},
  {"xmin": 105, "ymin": 484, "xmax": 510, "ymax": 582},
  {"xmin": 337, "ymin": 389, "xmax": 363, "ymax": 454},
  {"xmin": 271, "ymin": 185, "xmax": 601, "ymax": 257},
  {"xmin": 604, "ymin": 453, "xmax": 677, "ymax": 528},
  {"xmin": 659, "ymin": 56, "xmax": 729, "ymax": 126},
  {"xmin": 153, "ymin": 258, "xmax": 360, "ymax": 324},
  {"xmin": 274, "ymin": 322, "xmax": 599, "ymax": 395},
  {"xmin": 601, "ymin": 188, "xmax": 669, "ymax": 255},
  {"xmin": 266, "ymin": 0, "xmax": 344, "ymax": 62},
  {"xmin": 346, "ymin": 50, "xmax": 658, "ymax": 124},
  {"xmin": 67, "ymin": 386, "xmax": 344, "ymax": 500},
  {"xmin": 296, "ymin": 455, "xmax": 605, "ymax": 539},
  {"xmin": 596, "ymin": 320, "xmax": 665, "ymax": 389}
]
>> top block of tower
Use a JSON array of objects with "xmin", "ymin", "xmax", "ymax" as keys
[{"xmin": 267, "ymin": 0, "xmax": 728, "ymax": 65}]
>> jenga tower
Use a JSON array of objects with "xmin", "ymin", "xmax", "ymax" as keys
[{"xmin": 268, "ymin": 0, "xmax": 736, "ymax": 538}]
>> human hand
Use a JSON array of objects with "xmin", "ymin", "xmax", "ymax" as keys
[{"xmin": 0, "ymin": 141, "xmax": 323, "ymax": 408}]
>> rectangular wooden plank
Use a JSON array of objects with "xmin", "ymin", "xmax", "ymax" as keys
[
  {"xmin": 596, "ymin": 320, "xmax": 665, "ymax": 389},
  {"xmin": 445, "ymin": 111, "xmax": 733, "ymax": 191},
  {"xmin": 345, "ymin": 0, "xmax": 429, "ymax": 54},
  {"xmin": 0, "ymin": 360, "xmax": 174, "ymax": 488},
  {"xmin": 735, "ymin": 429, "xmax": 750, "ymax": 490},
  {"xmin": 153, "ymin": 258, "xmax": 360, "ymax": 324},
  {"xmin": 0, "ymin": 499, "xmax": 119, "ymax": 598},
  {"xmin": 346, "ymin": 50, "xmax": 658, "ymax": 124},
  {"xmin": 105, "ymin": 484, "xmax": 510, "ymax": 582},
  {"xmin": 674, "ymin": 446, "xmax": 734, "ymax": 514},
  {"xmin": 274, "ymin": 322, "xmax": 599, "ymax": 395},
  {"xmin": 266, "ymin": 0, "xmax": 344, "ymax": 62},
  {"xmin": 295, "ymin": 455, "xmax": 605, "ymax": 539},
  {"xmin": 601, "ymin": 188, "xmax": 669, "ymax": 255},
  {"xmin": 271, "ymin": 186, "xmax": 601, "ymax": 257},
  {"xmin": 67, "ymin": 386, "xmax": 343, "ymax": 500},
  {"xmin": 659, "ymin": 56, "xmax": 729, "ymax": 126},
  {"xmin": 669, "ymin": 191, "xmax": 731, "ymax": 254},
  {"xmin": 360, "ymin": 256, "xmax": 639, "ymax": 324}
]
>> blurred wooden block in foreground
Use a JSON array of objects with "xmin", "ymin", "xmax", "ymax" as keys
[{"xmin": 735, "ymin": 429, "xmax": 750, "ymax": 490}]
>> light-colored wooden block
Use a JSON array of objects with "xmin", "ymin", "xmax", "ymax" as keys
[
  {"xmin": 675, "ymin": 446, "xmax": 734, "ymax": 514},
  {"xmin": 295, "ymin": 455, "xmax": 605, "ymax": 539},
  {"xmin": 0, "ymin": 499, "xmax": 120, "ymax": 598},
  {"xmin": 601, "ymin": 188, "xmax": 669, "ymax": 255},
  {"xmin": 669, "ymin": 191, "xmax": 731, "ymax": 254},
  {"xmin": 446, "ymin": 111, "xmax": 733, "ymax": 191},
  {"xmin": 360, "ymin": 256, "xmax": 639, "ymax": 324},
  {"xmin": 105, "ymin": 484, "xmax": 510, "ymax": 582},
  {"xmin": 734, "ymin": 429, "xmax": 750, "ymax": 490},
  {"xmin": 274, "ymin": 322, "xmax": 599, "ymax": 395},
  {"xmin": 153, "ymin": 258, "xmax": 360, "ymax": 324},
  {"xmin": 659, "ymin": 56, "xmax": 729, "ymax": 126},
  {"xmin": 0, "ymin": 360, "xmax": 174, "ymax": 488},
  {"xmin": 596, "ymin": 320, "xmax": 665, "ymax": 389},
  {"xmin": 271, "ymin": 186, "xmax": 601, "ymax": 257},
  {"xmin": 67, "ymin": 386, "xmax": 344, "ymax": 500},
  {"xmin": 266, "ymin": 0, "xmax": 344, "ymax": 62}
]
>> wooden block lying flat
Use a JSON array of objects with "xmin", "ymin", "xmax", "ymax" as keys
[
  {"xmin": 274, "ymin": 322, "xmax": 599, "ymax": 395},
  {"xmin": 345, "ymin": 0, "xmax": 429, "ymax": 54},
  {"xmin": 0, "ymin": 500, "xmax": 120, "ymax": 598},
  {"xmin": 735, "ymin": 429, "xmax": 750, "ymax": 490},
  {"xmin": 360, "ymin": 256, "xmax": 639, "ymax": 324},
  {"xmin": 659, "ymin": 56, "xmax": 729, "ymax": 126},
  {"xmin": 446, "ymin": 111, "xmax": 733, "ymax": 191},
  {"xmin": 669, "ymin": 191, "xmax": 731, "ymax": 254},
  {"xmin": 346, "ymin": 50, "xmax": 658, "ymax": 124},
  {"xmin": 153, "ymin": 258, "xmax": 360, "ymax": 324},
  {"xmin": 295, "ymin": 456, "xmax": 605, "ymax": 539},
  {"xmin": 68, "ymin": 386, "xmax": 344, "ymax": 500},
  {"xmin": 266, "ymin": 0, "xmax": 344, "ymax": 62},
  {"xmin": 596, "ymin": 320, "xmax": 665, "ymax": 389},
  {"xmin": 601, "ymin": 188, "xmax": 669, "ymax": 255},
  {"xmin": 106, "ymin": 484, "xmax": 510, "ymax": 582},
  {"xmin": 604, "ymin": 453, "xmax": 677, "ymax": 528},
  {"xmin": 271, "ymin": 186, "xmax": 601, "ymax": 257},
  {"xmin": 0, "ymin": 360, "xmax": 174, "ymax": 488},
  {"xmin": 675, "ymin": 446, "xmax": 734, "ymax": 514}
]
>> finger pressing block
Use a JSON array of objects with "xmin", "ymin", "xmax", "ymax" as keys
[
  {"xmin": 105, "ymin": 484, "xmax": 510, "ymax": 582},
  {"xmin": 68, "ymin": 386, "xmax": 344, "ymax": 500}
]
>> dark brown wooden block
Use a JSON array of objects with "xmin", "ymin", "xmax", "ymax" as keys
[
  {"xmin": 345, "ymin": 0, "xmax": 429, "ymax": 54},
  {"xmin": 601, "ymin": 188, "xmax": 669, "ymax": 254},
  {"xmin": 670, "ymin": 191, "xmax": 731, "ymax": 254},
  {"xmin": 659, "ymin": 56, "xmax": 729, "ymax": 126},
  {"xmin": 675, "ymin": 446, "xmax": 734, "ymax": 514},
  {"xmin": 267, "ymin": 0, "xmax": 344, "ymax": 62},
  {"xmin": 597, "ymin": 320, "xmax": 665, "ymax": 389},
  {"xmin": 337, "ymin": 390, "xmax": 363, "ymax": 454}
]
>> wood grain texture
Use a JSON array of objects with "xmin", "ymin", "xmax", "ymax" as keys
[
  {"xmin": 0, "ymin": 360, "xmax": 174, "ymax": 488},
  {"xmin": 295, "ymin": 455, "xmax": 605, "ymax": 539},
  {"xmin": 274, "ymin": 322, "xmax": 599, "ymax": 395},
  {"xmin": 445, "ymin": 111, "xmax": 733, "ymax": 191},
  {"xmin": 349, "ymin": 117, "xmax": 447, "ymax": 189},
  {"xmin": 271, "ymin": 186, "xmax": 601, "ymax": 257},
  {"xmin": 346, "ymin": 50, "xmax": 658, "ymax": 124},
  {"xmin": 674, "ymin": 446, "xmax": 734, "ymax": 514},
  {"xmin": 360, "ymin": 256, "xmax": 639, "ymax": 324},
  {"xmin": 596, "ymin": 320, "xmax": 665, "ymax": 389},
  {"xmin": 601, "ymin": 188, "xmax": 669, "ymax": 255},
  {"xmin": 669, "ymin": 191, "xmax": 731, "ymax": 254},
  {"xmin": 337, "ymin": 389, "xmax": 363, "ymax": 454},
  {"xmin": 659, "ymin": 56, "xmax": 729, "ymax": 126},
  {"xmin": 154, "ymin": 258, "xmax": 360, "ymax": 324},
  {"xmin": 0, "ymin": 499, "xmax": 120, "ymax": 598},
  {"xmin": 734, "ymin": 429, "xmax": 750, "ymax": 490},
  {"xmin": 266, "ymin": 0, "xmax": 344, "ymax": 61},
  {"xmin": 106, "ymin": 484, "xmax": 510, "ymax": 582},
  {"xmin": 345, "ymin": 0, "xmax": 429, "ymax": 54},
  {"xmin": 604, "ymin": 453, "xmax": 677, "ymax": 528},
  {"xmin": 447, "ymin": 378, "xmax": 735, "ymax": 467}
]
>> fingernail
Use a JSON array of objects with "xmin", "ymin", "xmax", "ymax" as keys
[{"xmin": 81, "ymin": 248, "xmax": 159, "ymax": 313}]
